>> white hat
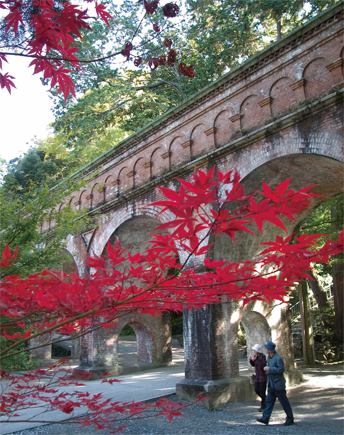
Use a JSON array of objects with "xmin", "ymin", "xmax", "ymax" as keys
[{"xmin": 252, "ymin": 344, "xmax": 262, "ymax": 353}]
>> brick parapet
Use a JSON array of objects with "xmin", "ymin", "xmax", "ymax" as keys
[
  {"xmin": 64, "ymin": 3, "xmax": 342, "ymax": 182},
  {"xmin": 54, "ymin": 5, "xmax": 342, "ymax": 218}
]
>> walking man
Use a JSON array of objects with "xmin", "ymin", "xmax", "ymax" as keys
[{"xmin": 257, "ymin": 341, "xmax": 294, "ymax": 426}]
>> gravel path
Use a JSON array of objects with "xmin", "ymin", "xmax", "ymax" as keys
[{"xmin": 7, "ymin": 363, "xmax": 344, "ymax": 435}]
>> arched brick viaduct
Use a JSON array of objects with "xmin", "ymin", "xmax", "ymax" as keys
[{"xmin": 43, "ymin": 4, "xmax": 343, "ymax": 406}]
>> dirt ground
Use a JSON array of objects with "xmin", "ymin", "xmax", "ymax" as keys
[{"xmin": 8, "ymin": 363, "xmax": 344, "ymax": 435}]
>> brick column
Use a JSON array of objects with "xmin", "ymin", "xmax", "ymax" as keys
[
  {"xmin": 79, "ymin": 330, "xmax": 93, "ymax": 367},
  {"xmin": 176, "ymin": 301, "xmax": 255, "ymax": 409}
]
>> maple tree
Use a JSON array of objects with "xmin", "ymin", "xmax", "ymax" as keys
[
  {"xmin": 0, "ymin": 168, "xmax": 343, "ymax": 432},
  {"xmin": 0, "ymin": 0, "xmax": 194, "ymax": 100}
]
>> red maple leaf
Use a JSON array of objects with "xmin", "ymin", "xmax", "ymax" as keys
[
  {"xmin": 0, "ymin": 244, "xmax": 18, "ymax": 267},
  {"xmin": 0, "ymin": 72, "xmax": 16, "ymax": 94},
  {"xmin": 0, "ymin": 54, "xmax": 8, "ymax": 69},
  {"xmin": 4, "ymin": 1, "xmax": 24, "ymax": 35},
  {"xmin": 95, "ymin": 2, "xmax": 113, "ymax": 26}
]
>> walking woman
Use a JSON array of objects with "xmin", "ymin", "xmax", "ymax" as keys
[{"xmin": 249, "ymin": 344, "xmax": 267, "ymax": 411}]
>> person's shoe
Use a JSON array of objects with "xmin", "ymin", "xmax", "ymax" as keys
[
  {"xmin": 257, "ymin": 418, "xmax": 269, "ymax": 425},
  {"xmin": 283, "ymin": 420, "xmax": 294, "ymax": 426}
]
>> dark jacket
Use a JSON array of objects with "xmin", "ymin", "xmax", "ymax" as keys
[
  {"xmin": 267, "ymin": 352, "xmax": 286, "ymax": 390},
  {"xmin": 249, "ymin": 353, "xmax": 267, "ymax": 383}
]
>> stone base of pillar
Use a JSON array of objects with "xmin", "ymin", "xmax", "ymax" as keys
[{"xmin": 176, "ymin": 376, "xmax": 256, "ymax": 409}]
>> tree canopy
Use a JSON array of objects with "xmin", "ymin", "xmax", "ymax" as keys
[
  {"xmin": 1, "ymin": 1, "xmax": 339, "ymax": 182},
  {"xmin": 0, "ymin": 178, "xmax": 90, "ymax": 279}
]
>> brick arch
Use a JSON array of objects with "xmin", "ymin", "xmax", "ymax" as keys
[
  {"xmin": 151, "ymin": 146, "xmax": 168, "ymax": 178},
  {"xmin": 240, "ymin": 310, "xmax": 271, "ymax": 361},
  {"xmin": 114, "ymin": 315, "xmax": 158, "ymax": 363},
  {"xmin": 211, "ymin": 131, "xmax": 343, "ymax": 263},
  {"xmin": 89, "ymin": 310, "xmax": 172, "ymax": 367},
  {"xmin": 79, "ymin": 189, "xmax": 90, "ymax": 210},
  {"xmin": 190, "ymin": 122, "xmax": 210, "ymax": 157},
  {"xmin": 221, "ymin": 130, "xmax": 343, "ymax": 183},
  {"xmin": 118, "ymin": 167, "xmax": 129, "ymax": 195},
  {"xmin": 214, "ymin": 109, "xmax": 234, "ymax": 148},
  {"xmin": 170, "ymin": 136, "xmax": 188, "ymax": 169},
  {"xmin": 238, "ymin": 300, "xmax": 295, "ymax": 371},
  {"xmin": 91, "ymin": 182, "xmax": 104, "ymax": 208},
  {"xmin": 240, "ymin": 94, "xmax": 263, "ymax": 132},
  {"xmin": 65, "ymin": 234, "xmax": 89, "ymax": 278},
  {"xmin": 41, "ymin": 217, "xmax": 49, "ymax": 233},
  {"xmin": 91, "ymin": 205, "xmax": 176, "ymax": 257},
  {"xmin": 58, "ymin": 247, "xmax": 79, "ymax": 275},
  {"xmin": 303, "ymin": 57, "xmax": 333, "ymax": 99},
  {"xmin": 104, "ymin": 175, "xmax": 118, "ymax": 202},
  {"xmin": 133, "ymin": 157, "xmax": 146, "ymax": 188},
  {"xmin": 270, "ymin": 77, "xmax": 298, "ymax": 116},
  {"xmin": 68, "ymin": 196, "xmax": 75, "ymax": 210},
  {"xmin": 217, "ymin": 163, "xmax": 341, "ymax": 262},
  {"xmin": 48, "ymin": 210, "xmax": 55, "ymax": 230}
]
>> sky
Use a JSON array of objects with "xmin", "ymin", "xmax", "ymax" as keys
[{"xmin": 0, "ymin": 56, "xmax": 55, "ymax": 163}]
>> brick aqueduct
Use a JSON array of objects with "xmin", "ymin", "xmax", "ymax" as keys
[{"xmin": 38, "ymin": 4, "xmax": 343, "ymax": 406}]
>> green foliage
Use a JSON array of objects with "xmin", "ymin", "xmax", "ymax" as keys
[
  {"xmin": 171, "ymin": 312, "xmax": 183, "ymax": 336},
  {"xmin": 3, "ymin": 148, "xmax": 66, "ymax": 192},
  {"xmin": 312, "ymin": 304, "xmax": 335, "ymax": 341},
  {"xmin": 0, "ymin": 335, "xmax": 41, "ymax": 372},
  {"xmin": 119, "ymin": 325, "xmax": 136, "ymax": 337},
  {"xmin": 0, "ymin": 179, "xmax": 90, "ymax": 279},
  {"xmin": 296, "ymin": 194, "xmax": 343, "ymax": 273},
  {"xmin": 238, "ymin": 322, "xmax": 247, "ymax": 348}
]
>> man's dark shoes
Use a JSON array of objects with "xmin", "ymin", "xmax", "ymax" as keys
[
  {"xmin": 257, "ymin": 418, "xmax": 269, "ymax": 425},
  {"xmin": 283, "ymin": 420, "xmax": 294, "ymax": 426}
]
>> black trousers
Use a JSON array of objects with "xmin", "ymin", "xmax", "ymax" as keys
[
  {"xmin": 254, "ymin": 381, "xmax": 266, "ymax": 407},
  {"xmin": 262, "ymin": 387, "xmax": 294, "ymax": 423}
]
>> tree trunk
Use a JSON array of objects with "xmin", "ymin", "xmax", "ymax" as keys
[
  {"xmin": 331, "ymin": 204, "xmax": 343, "ymax": 346},
  {"xmin": 332, "ymin": 253, "xmax": 344, "ymax": 345},
  {"xmin": 276, "ymin": 19, "xmax": 282, "ymax": 40},
  {"xmin": 299, "ymin": 280, "xmax": 314, "ymax": 365},
  {"xmin": 306, "ymin": 269, "xmax": 328, "ymax": 309}
]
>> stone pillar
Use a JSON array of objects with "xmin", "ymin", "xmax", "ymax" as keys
[
  {"xmin": 79, "ymin": 329, "xmax": 94, "ymax": 367},
  {"xmin": 176, "ymin": 302, "xmax": 255, "ymax": 409},
  {"xmin": 71, "ymin": 333, "xmax": 80, "ymax": 360}
]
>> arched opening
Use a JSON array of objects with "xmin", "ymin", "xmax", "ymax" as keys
[
  {"xmin": 50, "ymin": 249, "xmax": 78, "ymax": 359},
  {"xmin": 118, "ymin": 324, "xmax": 138, "ymax": 365},
  {"xmin": 288, "ymin": 193, "xmax": 343, "ymax": 362},
  {"xmin": 58, "ymin": 248, "xmax": 78, "ymax": 274},
  {"xmin": 171, "ymin": 311, "xmax": 184, "ymax": 353},
  {"xmin": 212, "ymin": 154, "xmax": 344, "ymax": 262},
  {"xmin": 118, "ymin": 321, "xmax": 152, "ymax": 364},
  {"xmin": 240, "ymin": 311, "xmax": 271, "ymax": 371},
  {"xmin": 237, "ymin": 322, "xmax": 247, "ymax": 358},
  {"xmin": 98, "ymin": 215, "xmax": 178, "ymax": 368},
  {"xmin": 208, "ymin": 153, "xmax": 343, "ymax": 374}
]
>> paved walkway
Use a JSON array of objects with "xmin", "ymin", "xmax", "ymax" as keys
[
  {"xmin": 1, "ymin": 340, "xmax": 251, "ymax": 435},
  {"xmin": 2, "ymin": 342, "xmax": 342, "ymax": 435}
]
